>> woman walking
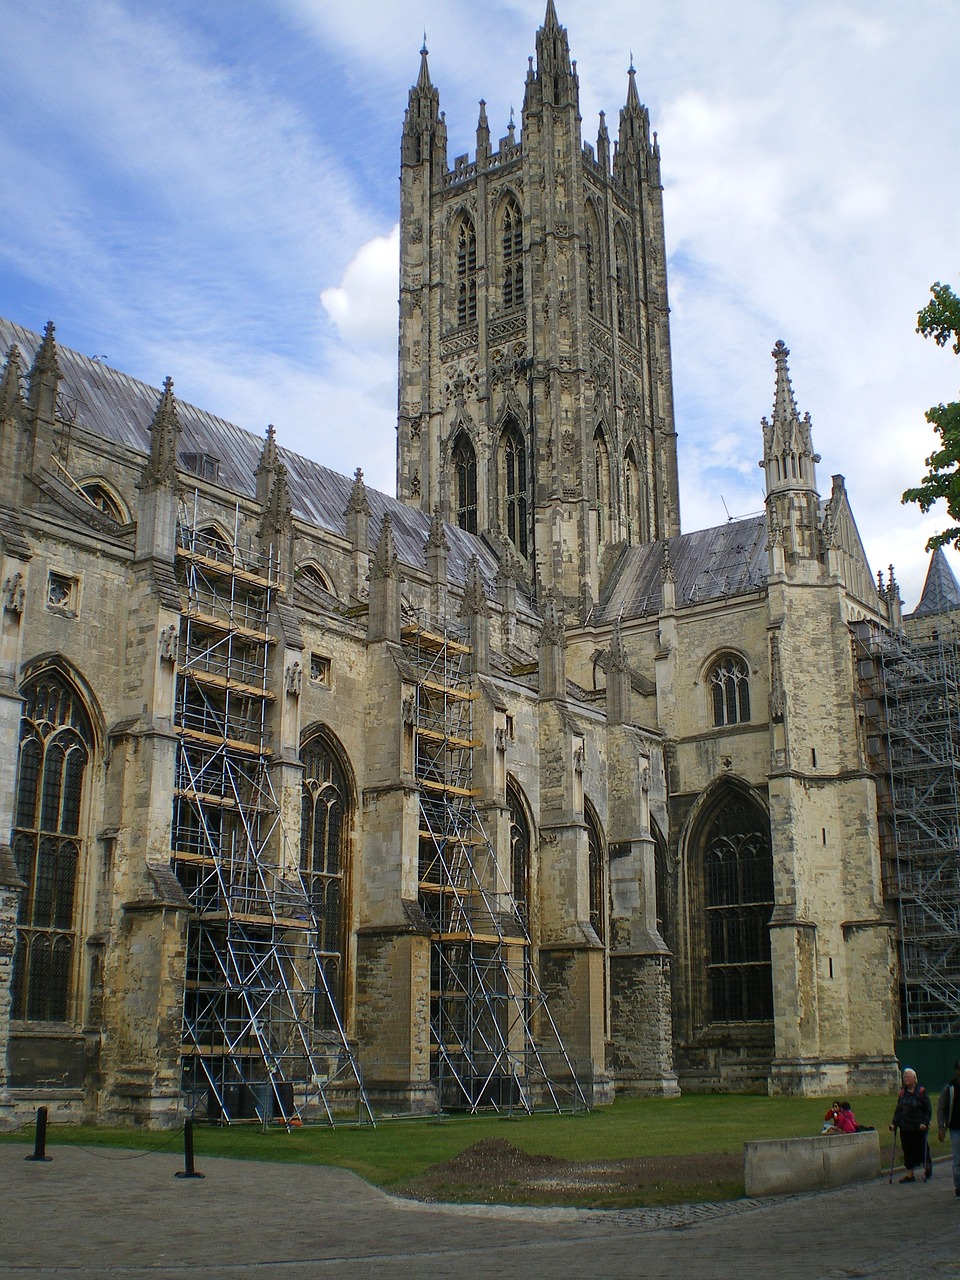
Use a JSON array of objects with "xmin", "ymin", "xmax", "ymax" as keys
[{"xmin": 891, "ymin": 1067, "xmax": 932, "ymax": 1182}]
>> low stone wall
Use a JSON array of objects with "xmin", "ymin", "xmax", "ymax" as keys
[{"xmin": 743, "ymin": 1130, "xmax": 881, "ymax": 1196}]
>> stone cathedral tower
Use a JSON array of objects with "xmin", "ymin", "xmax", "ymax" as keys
[{"xmin": 397, "ymin": 1, "xmax": 680, "ymax": 610}]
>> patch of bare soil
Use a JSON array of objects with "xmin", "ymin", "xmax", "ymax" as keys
[{"xmin": 397, "ymin": 1137, "xmax": 744, "ymax": 1209}]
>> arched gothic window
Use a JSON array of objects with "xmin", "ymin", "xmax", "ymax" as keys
[
  {"xmin": 79, "ymin": 480, "xmax": 125, "ymax": 523},
  {"xmin": 594, "ymin": 428, "xmax": 611, "ymax": 546},
  {"xmin": 702, "ymin": 793, "xmax": 774, "ymax": 1022},
  {"xmin": 624, "ymin": 445, "xmax": 641, "ymax": 545},
  {"xmin": 11, "ymin": 673, "xmax": 94, "ymax": 1022},
  {"xmin": 614, "ymin": 226, "xmax": 633, "ymax": 339},
  {"xmin": 507, "ymin": 782, "xmax": 531, "ymax": 927},
  {"xmin": 500, "ymin": 197, "xmax": 524, "ymax": 310},
  {"xmin": 585, "ymin": 802, "xmax": 606, "ymax": 947},
  {"xmin": 709, "ymin": 655, "xmax": 751, "ymax": 727},
  {"xmin": 451, "ymin": 432, "xmax": 478, "ymax": 534},
  {"xmin": 455, "ymin": 215, "xmax": 477, "ymax": 326},
  {"xmin": 500, "ymin": 420, "xmax": 528, "ymax": 558},
  {"xmin": 585, "ymin": 800, "xmax": 609, "ymax": 1035},
  {"xmin": 300, "ymin": 735, "xmax": 352, "ymax": 1032},
  {"xmin": 584, "ymin": 203, "xmax": 602, "ymax": 316}
]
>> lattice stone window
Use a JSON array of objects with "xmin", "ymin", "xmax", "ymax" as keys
[
  {"xmin": 709, "ymin": 655, "xmax": 751, "ymax": 727},
  {"xmin": 703, "ymin": 794, "xmax": 774, "ymax": 1022},
  {"xmin": 11, "ymin": 672, "xmax": 94, "ymax": 1022},
  {"xmin": 309, "ymin": 654, "xmax": 331, "ymax": 687},
  {"xmin": 300, "ymin": 737, "xmax": 350, "ymax": 1031},
  {"xmin": 455, "ymin": 216, "xmax": 478, "ymax": 326},
  {"xmin": 452, "ymin": 433, "xmax": 478, "ymax": 534},
  {"xmin": 47, "ymin": 571, "xmax": 78, "ymax": 615}
]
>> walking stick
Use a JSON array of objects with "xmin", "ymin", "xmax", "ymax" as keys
[{"xmin": 888, "ymin": 1126, "xmax": 898, "ymax": 1184}]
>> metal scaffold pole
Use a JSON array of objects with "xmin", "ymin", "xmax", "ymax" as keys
[
  {"xmin": 172, "ymin": 498, "xmax": 374, "ymax": 1126},
  {"xmin": 403, "ymin": 619, "xmax": 588, "ymax": 1113},
  {"xmin": 853, "ymin": 614, "xmax": 960, "ymax": 1036}
]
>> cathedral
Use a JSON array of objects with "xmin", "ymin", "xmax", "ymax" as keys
[{"xmin": 2, "ymin": 3, "xmax": 929, "ymax": 1126}]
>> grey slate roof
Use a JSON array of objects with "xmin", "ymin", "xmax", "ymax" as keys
[
  {"xmin": 595, "ymin": 515, "xmax": 769, "ymax": 621},
  {"xmin": 0, "ymin": 318, "xmax": 514, "ymax": 604},
  {"xmin": 910, "ymin": 546, "xmax": 960, "ymax": 618}
]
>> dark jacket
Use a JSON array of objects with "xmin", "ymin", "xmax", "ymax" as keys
[
  {"xmin": 893, "ymin": 1084, "xmax": 932, "ymax": 1132},
  {"xmin": 937, "ymin": 1079, "xmax": 960, "ymax": 1131}
]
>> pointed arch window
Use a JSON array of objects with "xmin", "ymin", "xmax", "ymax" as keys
[
  {"xmin": 455, "ymin": 215, "xmax": 477, "ymax": 326},
  {"xmin": 703, "ymin": 793, "xmax": 774, "ymax": 1022},
  {"xmin": 300, "ymin": 735, "xmax": 352, "ymax": 1032},
  {"xmin": 500, "ymin": 420, "xmax": 528, "ymax": 557},
  {"xmin": 507, "ymin": 781, "xmax": 531, "ymax": 929},
  {"xmin": 614, "ymin": 226, "xmax": 634, "ymax": 340},
  {"xmin": 11, "ymin": 673, "xmax": 94, "ymax": 1022},
  {"xmin": 585, "ymin": 803, "xmax": 607, "ymax": 947},
  {"xmin": 584, "ymin": 203, "xmax": 602, "ymax": 317},
  {"xmin": 594, "ymin": 427, "xmax": 611, "ymax": 546},
  {"xmin": 452, "ymin": 432, "xmax": 478, "ymax": 534},
  {"xmin": 624, "ymin": 444, "xmax": 641, "ymax": 545},
  {"xmin": 500, "ymin": 197, "xmax": 524, "ymax": 310},
  {"xmin": 709, "ymin": 655, "xmax": 751, "ymax": 727}
]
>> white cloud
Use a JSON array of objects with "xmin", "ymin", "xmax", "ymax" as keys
[{"xmin": 1, "ymin": 0, "xmax": 958, "ymax": 602}]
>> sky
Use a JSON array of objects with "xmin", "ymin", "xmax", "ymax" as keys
[{"xmin": 1, "ymin": 0, "xmax": 958, "ymax": 608}]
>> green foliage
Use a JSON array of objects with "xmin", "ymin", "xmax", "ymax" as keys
[{"xmin": 902, "ymin": 280, "xmax": 960, "ymax": 550}]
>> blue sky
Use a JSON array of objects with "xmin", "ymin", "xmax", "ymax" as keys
[{"xmin": 1, "ymin": 0, "xmax": 958, "ymax": 606}]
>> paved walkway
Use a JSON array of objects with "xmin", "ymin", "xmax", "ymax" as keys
[{"xmin": 0, "ymin": 1142, "xmax": 957, "ymax": 1279}]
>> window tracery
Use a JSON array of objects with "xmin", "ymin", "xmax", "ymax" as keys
[
  {"xmin": 300, "ymin": 735, "xmax": 351, "ymax": 1031},
  {"xmin": 455, "ymin": 215, "xmax": 477, "ymax": 326},
  {"xmin": 709, "ymin": 655, "xmax": 751, "ymax": 727},
  {"xmin": 500, "ymin": 420, "xmax": 528, "ymax": 557},
  {"xmin": 500, "ymin": 197, "xmax": 524, "ymax": 310},
  {"xmin": 11, "ymin": 673, "xmax": 94, "ymax": 1022},
  {"xmin": 452, "ymin": 432, "xmax": 478, "ymax": 534}
]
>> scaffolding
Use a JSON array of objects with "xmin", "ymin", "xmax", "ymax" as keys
[
  {"xmin": 854, "ymin": 618, "xmax": 960, "ymax": 1036},
  {"xmin": 402, "ymin": 622, "xmax": 588, "ymax": 1113},
  {"xmin": 171, "ymin": 503, "xmax": 373, "ymax": 1125}
]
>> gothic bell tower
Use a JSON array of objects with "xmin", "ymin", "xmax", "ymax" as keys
[{"xmin": 397, "ymin": 2, "xmax": 680, "ymax": 610}]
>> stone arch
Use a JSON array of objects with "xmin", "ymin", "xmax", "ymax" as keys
[
  {"xmin": 678, "ymin": 779, "xmax": 774, "ymax": 1031},
  {"xmin": 505, "ymin": 776, "xmax": 534, "ymax": 924},
  {"xmin": 11, "ymin": 661, "xmax": 101, "ymax": 1024},
  {"xmin": 76, "ymin": 476, "xmax": 128, "ymax": 524},
  {"xmin": 494, "ymin": 190, "xmax": 524, "ymax": 311},
  {"xmin": 299, "ymin": 724, "xmax": 357, "ymax": 1029},
  {"xmin": 701, "ymin": 650, "xmax": 752, "ymax": 728}
]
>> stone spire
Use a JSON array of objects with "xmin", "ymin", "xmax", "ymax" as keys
[
  {"xmin": 0, "ymin": 345, "xmax": 25, "ymax": 420},
  {"xmin": 368, "ymin": 515, "xmax": 402, "ymax": 642},
  {"xmin": 761, "ymin": 341, "xmax": 821, "ymax": 567},
  {"xmin": 606, "ymin": 618, "xmax": 631, "ymax": 725},
  {"xmin": 476, "ymin": 99, "xmax": 490, "ymax": 162},
  {"xmin": 135, "ymin": 377, "xmax": 181, "ymax": 561},
  {"xmin": 27, "ymin": 321, "xmax": 61, "ymax": 425},
  {"xmin": 346, "ymin": 467, "xmax": 371, "ymax": 550},
  {"xmin": 255, "ymin": 424, "xmax": 279, "ymax": 505},
  {"xmin": 538, "ymin": 592, "xmax": 567, "ymax": 700},
  {"xmin": 401, "ymin": 37, "xmax": 446, "ymax": 171},
  {"xmin": 596, "ymin": 110, "xmax": 611, "ymax": 172},
  {"xmin": 912, "ymin": 546, "xmax": 960, "ymax": 618},
  {"xmin": 424, "ymin": 506, "xmax": 449, "ymax": 624},
  {"xmin": 257, "ymin": 462, "xmax": 293, "ymax": 545},
  {"xmin": 0, "ymin": 345, "xmax": 28, "ymax": 508},
  {"xmin": 526, "ymin": 1, "xmax": 579, "ymax": 114},
  {"xmin": 614, "ymin": 60, "xmax": 651, "ymax": 188},
  {"xmin": 138, "ymin": 377, "xmax": 180, "ymax": 492},
  {"xmin": 460, "ymin": 556, "xmax": 490, "ymax": 674}
]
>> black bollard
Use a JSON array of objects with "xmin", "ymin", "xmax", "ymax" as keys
[
  {"xmin": 174, "ymin": 1117, "xmax": 204, "ymax": 1179},
  {"xmin": 25, "ymin": 1105, "xmax": 53, "ymax": 1162}
]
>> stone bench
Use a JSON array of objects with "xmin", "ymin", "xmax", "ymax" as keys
[{"xmin": 743, "ymin": 1130, "xmax": 881, "ymax": 1196}]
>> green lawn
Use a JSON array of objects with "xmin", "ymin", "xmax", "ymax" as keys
[{"xmin": 1, "ymin": 1093, "xmax": 898, "ymax": 1193}]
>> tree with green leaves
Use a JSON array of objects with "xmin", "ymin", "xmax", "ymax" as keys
[{"xmin": 902, "ymin": 281, "xmax": 960, "ymax": 549}]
